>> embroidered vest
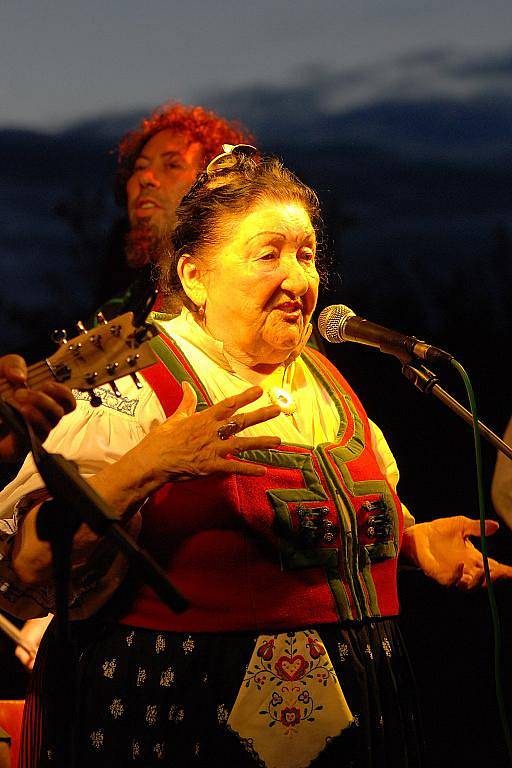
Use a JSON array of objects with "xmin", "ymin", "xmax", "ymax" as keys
[{"xmin": 119, "ymin": 334, "xmax": 404, "ymax": 632}]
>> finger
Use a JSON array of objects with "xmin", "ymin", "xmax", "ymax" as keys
[
  {"xmin": 39, "ymin": 382, "xmax": 76, "ymax": 414},
  {"xmin": 487, "ymin": 559, "xmax": 512, "ymax": 582},
  {"xmin": 14, "ymin": 391, "xmax": 65, "ymax": 439},
  {"xmin": 457, "ymin": 565, "xmax": 485, "ymax": 591},
  {"xmin": 218, "ymin": 435, "xmax": 281, "ymax": 457},
  {"xmin": 456, "ymin": 573, "xmax": 478, "ymax": 592},
  {"xmin": 216, "ymin": 458, "xmax": 268, "ymax": 476},
  {"xmin": 212, "ymin": 386, "xmax": 265, "ymax": 421},
  {"xmin": 15, "ymin": 645, "xmax": 34, "ymax": 670},
  {"xmin": 461, "ymin": 517, "xmax": 499, "ymax": 538},
  {"xmin": 15, "ymin": 389, "xmax": 66, "ymax": 427},
  {"xmin": 0, "ymin": 354, "xmax": 27, "ymax": 384},
  {"xmin": 174, "ymin": 381, "xmax": 198, "ymax": 419},
  {"xmin": 448, "ymin": 561, "xmax": 465, "ymax": 586},
  {"xmin": 236, "ymin": 404, "xmax": 281, "ymax": 431}
]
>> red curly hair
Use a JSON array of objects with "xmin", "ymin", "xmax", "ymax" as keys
[{"xmin": 114, "ymin": 102, "xmax": 254, "ymax": 206}]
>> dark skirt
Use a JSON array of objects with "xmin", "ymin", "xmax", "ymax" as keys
[{"xmin": 21, "ymin": 618, "xmax": 425, "ymax": 768}]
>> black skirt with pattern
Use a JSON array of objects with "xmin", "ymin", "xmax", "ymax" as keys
[{"xmin": 20, "ymin": 616, "xmax": 425, "ymax": 768}]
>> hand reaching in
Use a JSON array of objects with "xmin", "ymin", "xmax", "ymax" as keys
[
  {"xmin": 0, "ymin": 355, "xmax": 75, "ymax": 462},
  {"xmin": 401, "ymin": 515, "xmax": 512, "ymax": 589}
]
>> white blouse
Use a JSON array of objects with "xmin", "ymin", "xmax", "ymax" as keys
[{"xmin": 0, "ymin": 310, "xmax": 413, "ymax": 529}]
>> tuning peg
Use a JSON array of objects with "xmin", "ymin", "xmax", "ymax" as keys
[
  {"xmin": 89, "ymin": 391, "xmax": 102, "ymax": 407},
  {"xmin": 106, "ymin": 362, "xmax": 119, "ymax": 377},
  {"xmin": 130, "ymin": 373, "xmax": 143, "ymax": 389},
  {"xmin": 85, "ymin": 372, "xmax": 98, "ymax": 387},
  {"xmin": 109, "ymin": 324, "xmax": 122, "ymax": 338},
  {"xmin": 76, "ymin": 320, "xmax": 87, "ymax": 334},
  {"xmin": 133, "ymin": 323, "xmax": 157, "ymax": 345},
  {"xmin": 51, "ymin": 329, "xmax": 67, "ymax": 346},
  {"xmin": 96, "ymin": 312, "xmax": 108, "ymax": 325},
  {"xmin": 109, "ymin": 381, "xmax": 121, "ymax": 397},
  {"xmin": 126, "ymin": 354, "xmax": 140, "ymax": 367}
]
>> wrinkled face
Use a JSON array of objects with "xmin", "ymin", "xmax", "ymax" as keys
[
  {"xmin": 126, "ymin": 129, "xmax": 204, "ymax": 233},
  {"xmin": 183, "ymin": 200, "xmax": 319, "ymax": 366}
]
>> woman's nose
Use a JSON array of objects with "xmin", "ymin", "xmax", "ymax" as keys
[{"xmin": 281, "ymin": 259, "xmax": 309, "ymax": 296}]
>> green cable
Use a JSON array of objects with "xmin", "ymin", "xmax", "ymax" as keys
[{"xmin": 450, "ymin": 358, "xmax": 512, "ymax": 763}]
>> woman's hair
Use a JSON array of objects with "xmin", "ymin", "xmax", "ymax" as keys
[{"xmin": 160, "ymin": 152, "xmax": 324, "ymax": 310}]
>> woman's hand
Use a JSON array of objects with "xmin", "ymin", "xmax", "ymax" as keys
[
  {"xmin": 401, "ymin": 515, "xmax": 512, "ymax": 589},
  {"xmin": 0, "ymin": 355, "xmax": 75, "ymax": 462},
  {"xmin": 13, "ymin": 384, "xmax": 281, "ymax": 585},
  {"xmin": 124, "ymin": 382, "xmax": 281, "ymax": 485},
  {"xmin": 90, "ymin": 383, "xmax": 281, "ymax": 516}
]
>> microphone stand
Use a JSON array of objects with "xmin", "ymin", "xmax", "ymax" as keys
[
  {"xmin": 400, "ymin": 360, "xmax": 512, "ymax": 460},
  {"xmin": 0, "ymin": 397, "xmax": 188, "ymax": 767}
]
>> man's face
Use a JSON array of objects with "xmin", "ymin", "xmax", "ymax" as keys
[{"xmin": 126, "ymin": 129, "xmax": 204, "ymax": 234}]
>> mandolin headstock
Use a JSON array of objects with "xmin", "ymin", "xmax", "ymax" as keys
[{"xmin": 43, "ymin": 312, "xmax": 158, "ymax": 399}]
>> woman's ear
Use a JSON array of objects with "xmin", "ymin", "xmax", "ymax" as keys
[{"xmin": 177, "ymin": 254, "xmax": 208, "ymax": 309}]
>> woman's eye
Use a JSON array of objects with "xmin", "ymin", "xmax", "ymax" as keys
[
  {"xmin": 299, "ymin": 250, "xmax": 315, "ymax": 262},
  {"xmin": 259, "ymin": 252, "xmax": 277, "ymax": 261}
]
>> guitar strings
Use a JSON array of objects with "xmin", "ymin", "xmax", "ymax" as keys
[{"xmin": 0, "ymin": 361, "xmax": 55, "ymax": 395}]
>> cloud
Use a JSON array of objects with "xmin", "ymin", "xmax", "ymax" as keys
[
  {"xmin": 4, "ymin": 44, "xmax": 510, "ymax": 163},
  {"xmin": 447, "ymin": 49, "xmax": 512, "ymax": 78},
  {"xmin": 193, "ymin": 44, "xmax": 512, "ymax": 160},
  {"xmin": 202, "ymin": 44, "xmax": 512, "ymax": 115}
]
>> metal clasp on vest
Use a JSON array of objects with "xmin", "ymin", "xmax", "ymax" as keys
[
  {"xmin": 362, "ymin": 500, "xmax": 393, "ymax": 541},
  {"xmin": 297, "ymin": 505, "xmax": 338, "ymax": 546}
]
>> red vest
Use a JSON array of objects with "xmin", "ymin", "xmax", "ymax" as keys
[{"xmin": 119, "ymin": 335, "xmax": 404, "ymax": 632}]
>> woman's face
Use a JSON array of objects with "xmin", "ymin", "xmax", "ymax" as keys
[{"xmin": 188, "ymin": 200, "xmax": 319, "ymax": 366}]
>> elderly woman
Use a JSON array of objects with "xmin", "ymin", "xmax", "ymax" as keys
[{"xmin": 0, "ymin": 147, "xmax": 510, "ymax": 768}]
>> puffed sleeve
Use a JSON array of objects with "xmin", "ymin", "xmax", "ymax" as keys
[
  {"xmin": 0, "ymin": 377, "xmax": 165, "ymax": 619},
  {"xmin": 369, "ymin": 419, "xmax": 415, "ymax": 529},
  {"xmin": 491, "ymin": 416, "xmax": 512, "ymax": 528}
]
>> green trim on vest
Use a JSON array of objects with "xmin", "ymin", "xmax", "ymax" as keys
[
  {"xmin": 302, "ymin": 352, "xmax": 349, "ymax": 443},
  {"xmin": 302, "ymin": 350, "xmax": 402, "ymax": 617},
  {"xmin": 149, "ymin": 336, "xmax": 210, "ymax": 412},
  {"xmin": 151, "ymin": 310, "xmax": 176, "ymax": 323},
  {"xmin": 301, "ymin": 350, "xmax": 376, "ymax": 617}
]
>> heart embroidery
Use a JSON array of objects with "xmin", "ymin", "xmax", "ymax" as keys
[{"xmin": 274, "ymin": 654, "xmax": 308, "ymax": 681}]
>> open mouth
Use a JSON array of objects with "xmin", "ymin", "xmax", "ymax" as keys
[
  {"xmin": 276, "ymin": 302, "xmax": 302, "ymax": 313},
  {"xmin": 275, "ymin": 302, "xmax": 303, "ymax": 321},
  {"xmin": 135, "ymin": 200, "xmax": 162, "ymax": 215}
]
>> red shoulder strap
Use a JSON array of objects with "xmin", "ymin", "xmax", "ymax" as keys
[{"xmin": 142, "ymin": 333, "xmax": 212, "ymax": 417}]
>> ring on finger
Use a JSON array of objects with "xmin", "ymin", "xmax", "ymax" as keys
[{"xmin": 217, "ymin": 420, "xmax": 240, "ymax": 440}]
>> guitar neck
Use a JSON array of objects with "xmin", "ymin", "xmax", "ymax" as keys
[{"xmin": 0, "ymin": 360, "xmax": 58, "ymax": 401}]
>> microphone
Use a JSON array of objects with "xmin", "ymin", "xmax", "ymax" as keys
[{"xmin": 317, "ymin": 305, "xmax": 453, "ymax": 364}]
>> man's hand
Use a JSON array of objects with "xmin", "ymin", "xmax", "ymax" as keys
[
  {"xmin": 15, "ymin": 614, "xmax": 53, "ymax": 670},
  {"xmin": 401, "ymin": 515, "xmax": 512, "ymax": 589},
  {"xmin": 0, "ymin": 354, "xmax": 75, "ymax": 462}
]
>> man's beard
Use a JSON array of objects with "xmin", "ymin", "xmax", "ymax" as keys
[{"xmin": 125, "ymin": 220, "xmax": 161, "ymax": 269}]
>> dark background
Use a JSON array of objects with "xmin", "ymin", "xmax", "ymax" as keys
[{"xmin": 1, "ymin": 59, "xmax": 512, "ymax": 766}]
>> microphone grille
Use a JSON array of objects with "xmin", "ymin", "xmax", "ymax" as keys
[{"xmin": 317, "ymin": 304, "xmax": 355, "ymax": 343}]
